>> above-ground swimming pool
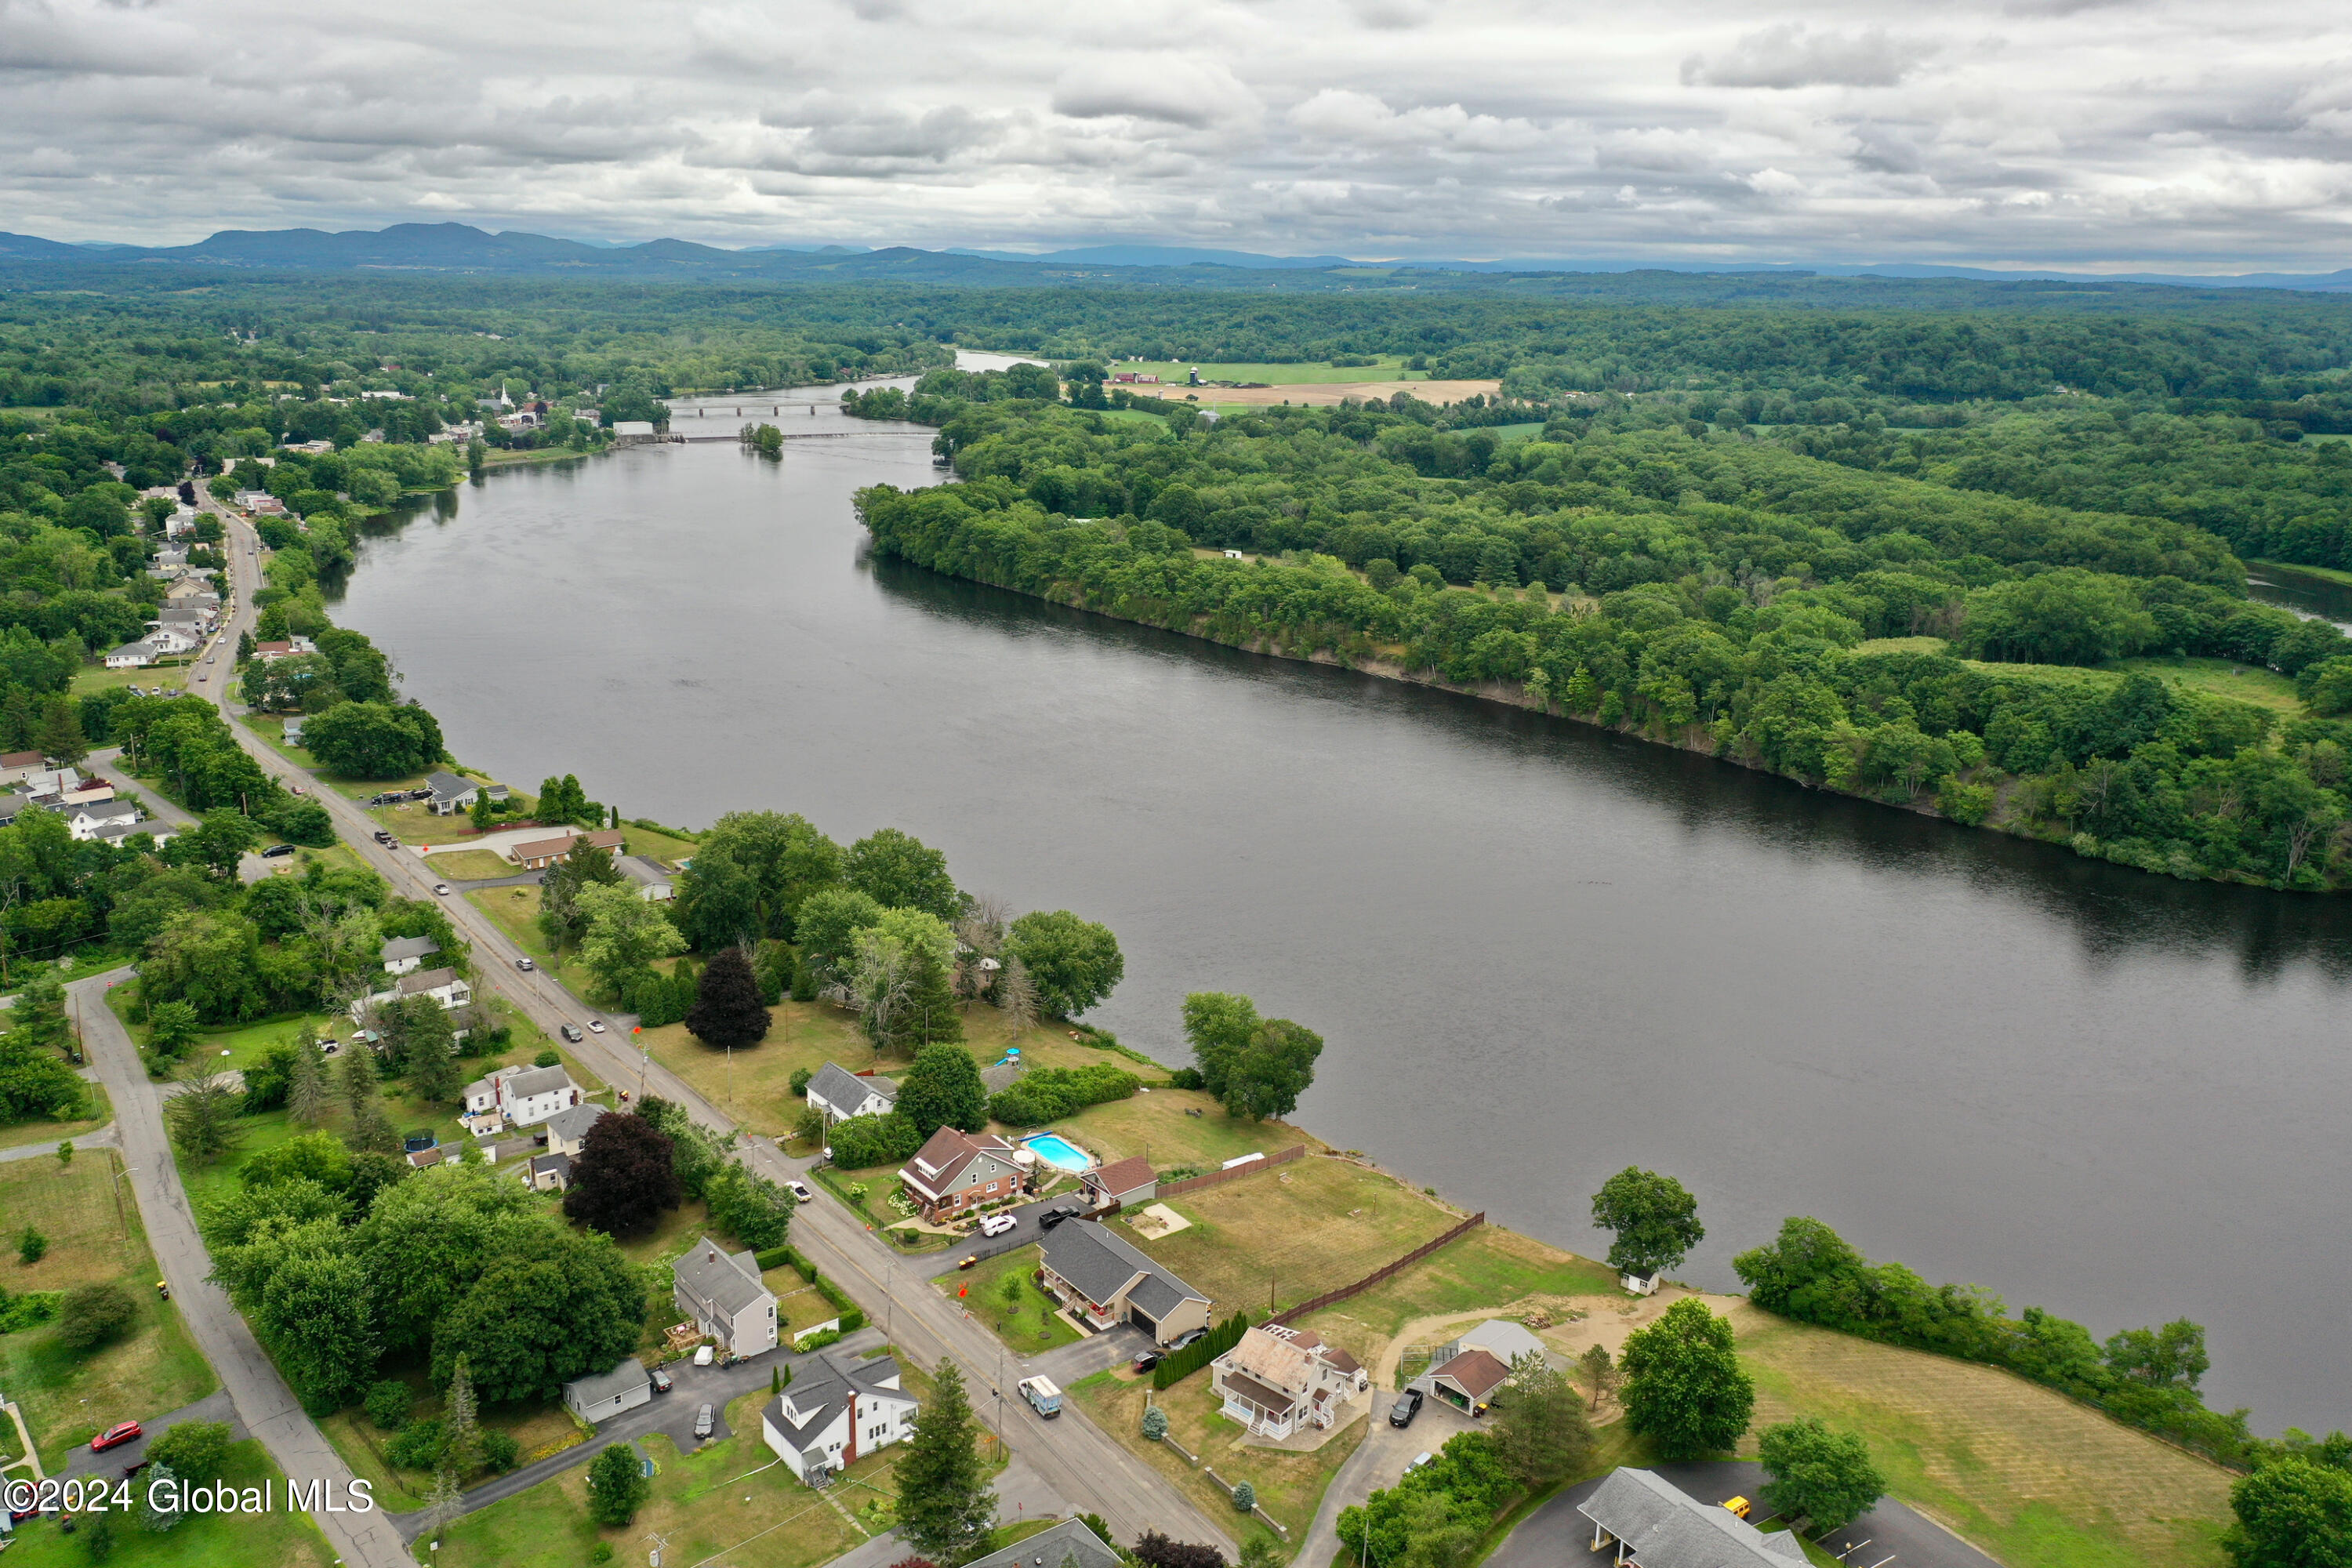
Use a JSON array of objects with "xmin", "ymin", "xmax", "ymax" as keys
[{"xmin": 1024, "ymin": 1134, "xmax": 1092, "ymax": 1174}]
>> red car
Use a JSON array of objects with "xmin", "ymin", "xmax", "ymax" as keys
[{"xmin": 91, "ymin": 1421, "xmax": 142, "ymax": 1453}]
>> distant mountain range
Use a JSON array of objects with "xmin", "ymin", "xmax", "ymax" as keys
[{"xmin": 2, "ymin": 222, "xmax": 2347, "ymax": 292}]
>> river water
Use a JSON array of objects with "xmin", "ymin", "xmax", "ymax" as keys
[{"xmin": 336, "ymin": 387, "xmax": 2352, "ymax": 1432}]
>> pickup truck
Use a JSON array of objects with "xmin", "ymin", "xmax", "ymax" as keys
[{"xmin": 1018, "ymin": 1376, "xmax": 1062, "ymax": 1417}]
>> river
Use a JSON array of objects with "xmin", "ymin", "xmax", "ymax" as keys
[{"xmin": 334, "ymin": 385, "xmax": 2352, "ymax": 1432}]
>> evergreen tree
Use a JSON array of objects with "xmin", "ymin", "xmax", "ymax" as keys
[
  {"xmin": 894, "ymin": 1360, "xmax": 996, "ymax": 1561},
  {"xmin": 139, "ymin": 1462, "xmax": 183, "ymax": 1533},
  {"xmin": 409, "ymin": 1018, "xmax": 464, "ymax": 1102},
  {"xmin": 287, "ymin": 1035, "xmax": 328, "ymax": 1127},
  {"xmin": 443, "ymin": 1356, "xmax": 483, "ymax": 1475},
  {"xmin": 350, "ymin": 1094, "xmax": 401, "ymax": 1156},
  {"xmin": 898, "ymin": 1042, "xmax": 988, "ymax": 1137},
  {"xmin": 35, "ymin": 695, "xmax": 86, "ymax": 768},
  {"xmin": 336, "ymin": 1039, "xmax": 379, "ymax": 1123},
  {"xmin": 684, "ymin": 946, "xmax": 771, "ymax": 1049}
]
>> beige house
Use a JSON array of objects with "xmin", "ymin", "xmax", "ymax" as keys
[{"xmin": 1211, "ymin": 1324, "xmax": 1369, "ymax": 1439}]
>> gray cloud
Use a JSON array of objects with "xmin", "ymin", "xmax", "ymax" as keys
[{"xmin": 0, "ymin": 0, "xmax": 2347, "ymax": 270}]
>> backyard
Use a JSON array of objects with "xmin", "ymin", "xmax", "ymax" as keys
[
  {"xmin": 1287, "ymin": 1225, "xmax": 1617, "ymax": 1365},
  {"xmin": 0, "ymin": 1147, "xmax": 216, "ymax": 1466},
  {"xmin": 934, "ymin": 1244, "xmax": 1083, "ymax": 1353}
]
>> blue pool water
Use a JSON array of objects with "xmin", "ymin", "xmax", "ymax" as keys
[{"xmin": 1025, "ymin": 1134, "xmax": 1091, "ymax": 1173}]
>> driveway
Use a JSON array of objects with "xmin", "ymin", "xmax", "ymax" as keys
[
  {"xmin": 391, "ymin": 1327, "xmax": 889, "ymax": 1541},
  {"xmin": 912, "ymin": 1196, "xmax": 1087, "ymax": 1280},
  {"xmin": 1487, "ymin": 1461, "xmax": 2004, "ymax": 1568},
  {"xmin": 49, "ymin": 1391, "xmax": 245, "ymax": 1485},
  {"xmin": 83, "ymin": 750, "xmax": 195, "ymax": 831},
  {"xmin": 1294, "ymin": 1392, "xmax": 1477, "ymax": 1568}
]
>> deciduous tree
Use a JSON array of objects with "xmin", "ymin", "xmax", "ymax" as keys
[
  {"xmin": 1004, "ymin": 910, "xmax": 1123, "ymax": 1018},
  {"xmin": 562, "ymin": 1111, "xmax": 682, "ymax": 1238},
  {"xmin": 586, "ymin": 1440, "xmax": 650, "ymax": 1526},
  {"xmin": 1618, "ymin": 1298, "xmax": 1753, "ymax": 1460},
  {"xmin": 1488, "ymin": 1353, "xmax": 1594, "ymax": 1489},
  {"xmin": 897, "ymin": 1042, "xmax": 988, "ymax": 1138},
  {"xmin": 844, "ymin": 828, "xmax": 960, "ymax": 920},
  {"xmin": 1590, "ymin": 1167, "xmax": 1704, "ymax": 1281},
  {"xmin": 1757, "ymin": 1418, "xmax": 1886, "ymax": 1533},
  {"xmin": 684, "ymin": 945, "xmax": 769, "ymax": 1049}
]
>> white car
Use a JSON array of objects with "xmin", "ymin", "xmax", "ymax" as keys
[
  {"xmin": 978, "ymin": 1213, "xmax": 1018, "ymax": 1238},
  {"xmin": 785, "ymin": 1180, "xmax": 814, "ymax": 1204},
  {"xmin": 433, "ymin": 883, "xmax": 451, "ymax": 895},
  {"xmin": 585, "ymin": 1018, "xmax": 607, "ymax": 1034}
]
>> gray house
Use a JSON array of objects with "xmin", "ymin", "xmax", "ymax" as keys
[
  {"xmin": 805, "ymin": 1062, "xmax": 898, "ymax": 1127},
  {"xmin": 380, "ymin": 935, "xmax": 442, "ymax": 975},
  {"xmin": 1578, "ymin": 1468, "xmax": 1808, "ymax": 1567},
  {"xmin": 672, "ymin": 1236, "xmax": 778, "ymax": 1356},
  {"xmin": 1036, "ymin": 1219, "xmax": 1210, "ymax": 1346},
  {"xmin": 561, "ymin": 1359, "xmax": 652, "ymax": 1425},
  {"xmin": 961, "ymin": 1519, "xmax": 1123, "ymax": 1568},
  {"xmin": 424, "ymin": 770, "xmax": 480, "ymax": 815}
]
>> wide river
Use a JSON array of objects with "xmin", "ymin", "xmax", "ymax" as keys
[{"xmin": 337, "ymin": 383, "xmax": 2352, "ymax": 1432}]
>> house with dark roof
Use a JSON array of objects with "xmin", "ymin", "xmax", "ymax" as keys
[
  {"xmin": 615, "ymin": 854, "xmax": 674, "ymax": 902},
  {"xmin": 521, "ymin": 1151, "xmax": 574, "ymax": 1192},
  {"xmin": 759, "ymin": 1352, "xmax": 917, "ymax": 1485},
  {"xmin": 1036, "ymin": 1219, "xmax": 1211, "ymax": 1346},
  {"xmin": 960, "ymin": 1519, "xmax": 1122, "ymax": 1568},
  {"xmin": 1212, "ymin": 1323, "xmax": 1368, "ymax": 1439},
  {"xmin": 562, "ymin": 1359, "xmax": 652, "ymax": 1425},
  {"xmin": 1577, "ymin": 1468, "xmax": 1808, "ymax": 1567},
  {"xmin": 543, "ymin": 1102, "xmax": 609, "ymax": 1158},
  {"xmin": 897, "ymin": 1126, "xmax": 1029, "ymax": 1221},
  {"xmin": 89, "ymin": 816, "xmax": 174, "ymax": 848},
  {"xmin": 424, "ymin": 770, "xmax": 481, "ymax": 815},
  {"xmin": 672, "ymin": 1236, "xmax": 777, "ymax": 1356},
  {"xmin": 380, "ymin": 935, "xmax": 442, "ymax": 975},
  {"xmin": 1081, "ymin": 1155, "xmax": 1157, "ymax": 1212},
  {"xmin": 1428, "ymin": 1348, "xmax": 1512, "ymax": 1415},
  {"xmin": 509, "ymin": 827, "xmax": 626, "ymax": 869},
  {"xmin": 806, "ymin": 1062, "xmax": 898, "ymax": 1127}
]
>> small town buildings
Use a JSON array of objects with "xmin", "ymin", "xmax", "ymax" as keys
[
  {"xmin": 1081, "ymin": 1155, "xmax": 1157, "ymax": 1212},
  {"xmin": 21, "ymin": 768, "xmax": 82, "ymax": 799},
  {"xmin": 0, "ymin": 753, "xmax": 45, "ymax": 787},
  {"xmin": 805, "ymin": 1062, "xmax": 898, "ymax": 1127},
  {"xmin": 462, "ymin": 1062, "xmax": 581, "ymax": 1128},
  {"xmin": 615, "ymin": 854, "xmax": 673, "ymax": 901},
  {"xmin": 1577, "ymin": 1468, "xmax": 1808, "ymax": 1568},
  {"xmin": 521, "ymin": 1151, "xmax": 573, "ymax": 1192},
  {"xmin": 562, "ymin": 1359, "xmax": 653, "ymax": 1426},
  {"xmin": 144, "ymin": 627, "xmax": 199, "ymax": 656},
  {"xmin": 543, "ymin": 1102, "xmax": 608, "ymax": 1158},
  {"xmin": 672, "ymin": 1236, "xmax": 778, "ymax": 1356},
  {"xmin": 103, "ymin": 641, "xmax": 161, "ymax": 669},
  {"xmin": 612, "ymin": 420, "xmax": 658, "ymax": 443},
  {"xmin": 509, "ymin": 828, "xmax": 626, "ymax": 869},
  {"xmin": 1212, "ymin": 1324, "xmax": 1370, "ymax": 1440},
  {"xmin": 65, "ymin": 802, "xmax": 142, "ymax": 842},
  {"xmin": 424, "ymin": 770, "xmax": 480, "ymax": 815},
  {"xmin": 960, "ymin": 1521, "xmax": 1123, "ymax": 1568},
  {"xmin": 282, "ymin": 718, "xmax": 303, "ymax": 746},
  {"xmin": 1036, "ymin": 1219, "xmax": 1212, "ymax": 1346},
  {"xmin": 759, "ymin": 1352, "xmax": 917, "ymax": 1485},
  {"xmin": 898, "ymin": 1126, "xmax": 1028, "ymax": 1221},
  {"xmin": 350, "ymin": 967, "xmax": 474, "ymax": 1023},
  {"xmin": 90, "ymin": 817, "xmax": 175, "ymax": 848},
  {"xmin": 380, "ymin": 935, "xmax": 441, "ymax": 975},
  {"xmin": 252, "ymin": 636, "xmax": 318, "ymax": 662}
]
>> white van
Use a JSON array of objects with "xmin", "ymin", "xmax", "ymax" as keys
[{"xmin": 1018, "ymin": 1376, "xmax": 1062, "ymax": 1417}]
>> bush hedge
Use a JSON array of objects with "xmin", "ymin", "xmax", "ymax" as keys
[
  {"xmin": 1153, "ymin": 1311, "xmax": 1251, "ymax": 1391},
  {"xmin": 989, "ymin": 1063, "xmax": 1141, "ymax": 1127}
]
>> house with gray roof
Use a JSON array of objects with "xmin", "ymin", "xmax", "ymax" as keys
[
  {"xmin": 758, "ymin": 1351, "xmax": 917, "ymax": 1484},
  {"xmin": 1036, "ymin": 1219, "xmax": 1211, "ymax": 1346},
  {"xmin": 1578, "ymin": 1468, "xmax": 1808, "ymax": 1567},
  {"xmin": 615, "ymin": 854, "xmax": 674, "ymax": 902},
  {"xmin": 494, "ymin": 1063, "xmax": 580, "ymax": 1127},
  {"xmin": 543, "ymin": 1102, "xmax": 609, "ymax": 1158},
  {"xmin": 962, "ymin": 1519, "xmax": 1122, "ymax": 1568},
  {"xmin": 90, "ymin": 816, "xmax": 175, "ymax": 848},
  {"xmin": 424, "ymin": 770, "xmax": 480, "ymax": 815},
  {"xmin": 561, "ymin": 1359, "xmax": 652, "ymax": 1425},
  {"xmin": 806, "ymin": 1062, "xmax": 897, "ymax": 1127},
  {"xmin": 380, "ymin": 935, "xmax": 442, "ymax": 975},
  {"xmin": 672, "ymin": 1236, "xmax": 777, "ymax": 1356}
]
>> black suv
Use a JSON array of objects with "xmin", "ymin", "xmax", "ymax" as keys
[{"xmin": 1388, "ymin": 1388, "xmax": 1424, "ymax": 1428}]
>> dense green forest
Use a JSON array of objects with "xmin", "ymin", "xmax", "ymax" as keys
[{"xmin": 858, "ymin": 376, "xmax": 2352, "ymax": 891}]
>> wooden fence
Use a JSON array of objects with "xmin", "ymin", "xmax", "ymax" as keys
[
  {"xmin": 1157, "ymin": 1145, "xmax": 1306, "ymax": 1197},
  {"xmin": 1269, "ymin": 1211, "xmax": 1486, "ymax": 1326}
]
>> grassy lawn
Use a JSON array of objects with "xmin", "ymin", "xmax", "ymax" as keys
[
  {"xmin": 1116, "ymin": 358, "xmax": 1414, "ymax": 385},
  {"xmin": 1289, "ymin": 1226, "xmax": 1617, "ymax": 1379},
  {"xmin": 0, "ymin": 1439, "xmax": 334, "ymax": 1567},
  {"xmin": 424, "ymin": 848, "xmax": 517, "ymax": 880},
  {"xmin": 765, "ymin": 1265, "xmax": 850, "ymax": 1341},
  {"xmin": 0, "ymin": 1081, "xmax": 111, "ymax": 1150},
  {"xmin": 935, "ymin": 1244, "xmax": 1082, "ymax": 1354},
  {"xmin": 73, "ymin": 660, "xmax": 194, "ymax": 697},
  {"xmin": 1122, "ymin": 1154, "xmax": 1462, "ymax": 1322},
  {"xmin": 1073, "ymin": 1365, "xmax": 1369, "ymax": 1554},
  {"xmin": 2108, "ymin": 655, "xmax": 2306, "ymax": 713},
  {"xmin": 0, "ymin": 1148, "xmax": 218, "ymax": 1466},
  {"xmin": 1034, "ymin": 1083, "xmax": 1305, "ymax": 1174},
  {"xmin": 1731, "ymin": 1303, "xmax": 2231, "ymax": 1568},
  {"xmin": 466, "ymin": 884, "xmax": 602, "ymax": 1000},
  {"xmin": 426, "ymin": 1388, "xmax": 867, "ymax": 1568}
]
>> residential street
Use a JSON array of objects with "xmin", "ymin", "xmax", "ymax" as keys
[
  {"xmin": 187, "ymin": 510, "xmax": 1239, "ymax": 1557},
  {"xmin": 71, "ymin": 968, "xmax": 416, "ymax": 1568}
]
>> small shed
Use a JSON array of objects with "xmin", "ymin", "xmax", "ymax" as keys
[{"xmin": 562, "ymin": 1359, "xmax": 652, "ymax": 1425}]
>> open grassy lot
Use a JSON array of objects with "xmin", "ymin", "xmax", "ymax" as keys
[
  {"xmin": 2109, "ymin": 655, "xmax": 2306, "ymax": 713},
  {"xmin": 936, "ymin": 1244, "xmax": 1082, "ymax": 1353},
  {"xmin": 1287, "ymin": 1225, "xmax": 1617, "ymax": 1364},
  {"xmin": 427, "ymin": 1388, "xmax": 870, "ymax": 1568},
  {"xmin": 764, "ymin": 1265, "xmax": 851, "ymax": 1341},
  {"xmin": 466, "ymin": 884, "xmax": 601, "ymax": 1000},
  {"xmin": 0, "ymin": 1148, "xmax": 217, "ymax": 1465},
  {"xmin": 1073, "ymin": 1365, "xmax": 1369, "ymax": 1552},
  {"xmin": 423, "ymin": 848, "xmax": 517, "ymax": 880},
  {"xmin": 1731, "ymin": 1303, "xmax": 2233, "ymax": 1568},
  {"xmin": 73, "ymin": 660, "xmax": 194, "ymax": 697},
  {"xmin": 1123, "ymin": 1155, "xmax": 1461, "ymax": 1321},
  {"xmin": 1117, "ymin": 358, "xmax": 1417, "ymax": 385},
  {"xmin": 0, "ymin": 1439, "xmax": 334, "ymax": 1567},
  {"xmin": 1036, "ymin": 1084, "xmax": 1306, "ymax": 1174}
]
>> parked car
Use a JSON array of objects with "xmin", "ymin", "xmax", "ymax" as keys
[
  {"xmin": 91, "ymin": 1421, "xmax": 143, "ymax": 1453},
  {"xmin": 407, "ymin": 788, "xmax": 434, "ymax": 800},
  {"xmin": 585, "ymin": 1018, "xmax": 607, "ymax": 1033},
  {"xmin": 560, "ymin": 1024, "xmax": 583, "ymax": 1043},
  {"xmin": 785, "ymin": 1180, "xmax": 814, "ymax": 1204},
  {"xmin": 1388, "ymin": 1388, "xmax": 1424, "ymax": 1428},
  {"xmin": 1406, "ymin": 1452, "xmax": 1433, "ymax": 1474},
  {"xmin": 433, "ymin": 883, "xmax": 450, "ymax": 895},
  {"xmin": 693, "ymin": 1403, "xmax": 714, "ymax": 1439},
  {"xmin": 517, "ymin": 957, "xmax": 535, "ymax": 971},
  {"xmin": 648, "ymin": 1368, "xmax": 673, "ymax": 1394},
  {"xmin": 260, "ymin": 843, "xmax": 296, "ymax": 858},
  {"xmin": 1132, "ymin": 1349, "xmax": 1163, "ymax": 1372},
  {"xmin": 1169, "ymin": 1327, "xmax": 1208, "ymax": 1352},
  {"xmin": 978, "ymin": 1213, "xmax": 1018, "ymax": 1238},
  {"xmin": 1036, "ymin": 1205, "xmax": 1078, "ymax": 1231}
]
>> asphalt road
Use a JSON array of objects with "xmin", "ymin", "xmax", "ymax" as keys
[
  {"xmin": 194, "ymin": 510, "xmax": 1240, "ymax": 1559},
  {"xmin": 1488, "ymin": 1461, "xmax": 2005, "ymax": 1568},
  {"xmin": 71, "ymin": 967, "xmax": 414, "ymax": 1568}
]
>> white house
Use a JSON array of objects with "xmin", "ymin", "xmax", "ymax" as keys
[
  {"xmin": 90, "ymin": 818, "xmax": 175, "ymax": 848},
  {"xmin": 65, "ymin": 802, "xmax": 142, "ymax": 842},
  {"xmin": 672, "ymin": 1236, "xmax": 777, "ymax": 1356},
  {"xmin": 145, "ymin": 626, "xmax": 198, "ymax": 656},
  {"xmin": 760, "ymin": 1352, "xmax": 918, "ymax": 1485},
  {"xmin": 615, "ymin": 855, "xmax": 673, "ymax": 901},
  {"xmin": 1578, "ymin": 1468, "xmax": 1809, "ymax": 1568},
  {"xmin": 561, "ymin": 1359, "xmax": 652, "ymax": 1426},
  {"xmin": 1211, "ymin": 1324, "xmax": 1370, "ymax": 1439},
  {"xmin": 104, "ymin": 641, "xmax": 158, "ymax": 670},
  {"xmin": 350, "ymin": 966, "xmax": 473, "ymax": 1022},
  {"xmin": 423, "ymin": 770, "xmax": 479, "ymax": 815},
  {"xmin": 380, "ymin": 935, "xmax": 441, "ymax": 975},
  {"xmin": 805, "ymin": 1062, "xmax": 898, "ymax": 1127},
  {"xmin": 543, "ymin": 1102, "xmax": 609, "ymax": 1159},
  {"xmin": 495, "ymin": 1064, "xmax": 580, "ymax": 1127}
]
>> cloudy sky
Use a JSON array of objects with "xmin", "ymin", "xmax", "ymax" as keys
[{"xmin": 5, "ymin": 0, "xmax": 2350, "ymax": 270}]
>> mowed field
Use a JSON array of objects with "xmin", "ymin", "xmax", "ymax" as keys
[
  {"xmin": 1732, "ymin": 1304, "xmax": 2234, "ymax": 1568},
  {"xmin": 1132, "ymin": 379, "xmax": 1501, "ymax": 408}
]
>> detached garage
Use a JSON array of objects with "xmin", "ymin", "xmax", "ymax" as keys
[{"xmin": 563, "ymin": 1359, "xmax": 652, "ymax": 1426}]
